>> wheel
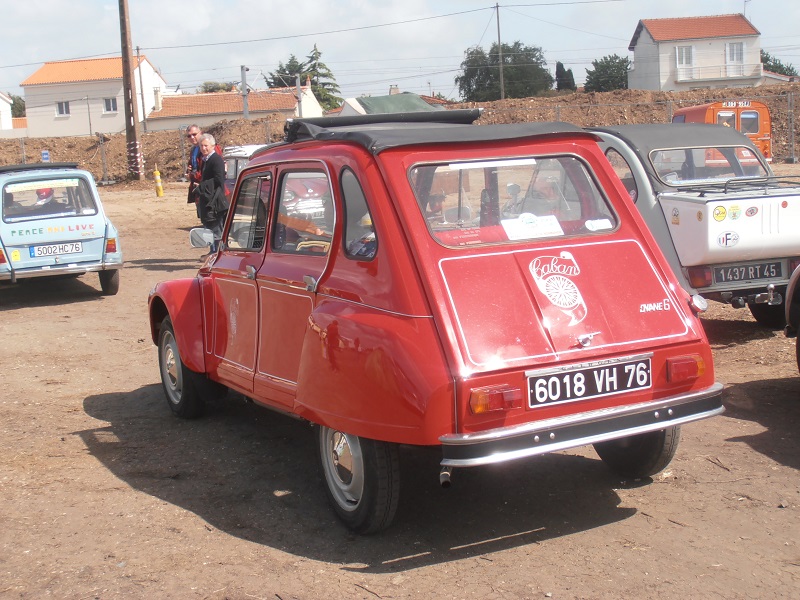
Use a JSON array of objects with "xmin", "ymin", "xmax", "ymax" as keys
[
  {"xmin": 593, "ymin": 426, "xmax": 681, "ymax": 479},
  {"xmin": 99, "ymin": 270, "xmax": 120, "ymax": 295},
  {"xmin": 317, "ymin": 426, "xmax": 400, "ymax": 534},
  {"xmin": 158, "ymin": 316, "xmax": 225, "ymax": 418},
  {"xmin": 748, "ymin": 302, "xmax": 785, "ymax": 329}
]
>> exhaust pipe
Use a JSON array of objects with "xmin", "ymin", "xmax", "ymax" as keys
[{"xmin": 439, "ymin": 466, "xmax": 453, "ymax": 488}]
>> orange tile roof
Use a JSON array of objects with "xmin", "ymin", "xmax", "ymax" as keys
[
  {"xmin": 147, "ymin": 90, "xmax": 298, "ymax": 120},
  {"xmin": 629, "ymin": 14, "xmax": 759, "ymax": 50},
  {"xmin": 21, "ymin": 56, "xmax": 145, "ymax": 86}
]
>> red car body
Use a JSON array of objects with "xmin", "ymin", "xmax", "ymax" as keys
[{"xmin": 149, "ymin": 110, "xmax": 722, "ymax": 532}]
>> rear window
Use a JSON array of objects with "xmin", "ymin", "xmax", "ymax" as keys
[
  {"xmin": 2, "ymin": 177, "xmax": 98, "ymax": 223},
  {"xmin": 409, "ymin": 155, "xmax": 616, "ymax": 247},
  {"xmin": 649, "ymin": 146, "xmax": 768, "ymax": 184}
]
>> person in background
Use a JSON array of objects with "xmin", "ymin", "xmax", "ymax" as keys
[
  {"xmin": 197, "ymin": 133, "xmax": 229, "ymax": 253},
  {"xmin": 185, "ymin": 124, "xmax": 203, "ymax": 214}
]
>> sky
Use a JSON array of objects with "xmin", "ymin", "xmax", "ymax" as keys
[{"xmin": 1, "ymin": 0, "xmax": 798, "ymax": 102}]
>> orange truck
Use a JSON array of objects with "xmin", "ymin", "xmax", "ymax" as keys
[{"xmin": 672, "ymin": 100, "xmax": 772, "ymax": 161}]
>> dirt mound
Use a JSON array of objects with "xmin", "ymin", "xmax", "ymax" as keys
[{"xmin": 2, "ymin": 83, "xmax": 799, "ymax": 184}]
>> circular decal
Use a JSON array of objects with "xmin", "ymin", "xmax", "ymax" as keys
[
  {"xmin": 745, "ymin": 207, "xmax": 758, "ymax": 217},
  {"xmin": 717, "ymin": 231, "xmax": 740, "ymax": 247},
  {"xmin": 544, "ymin": 275, "xmax": 581, "ymax": 309},
  {"xmin": 782, "ymin": 200, "xmax": 789, "ymax": 209},
  {"xmin": 713, "ymin": 206, "xmax": 727, "ymax": 222}
]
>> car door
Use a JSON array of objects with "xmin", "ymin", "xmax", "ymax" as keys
[
  {"xmin": 206, "ymin": 173, "xmax": 270, "ymax": 392},
  {"xmin": 252, "ymin": 164, "xmax": 334, "ymax": 408}
]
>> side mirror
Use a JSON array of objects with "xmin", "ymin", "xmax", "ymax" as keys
[{"xmin": 189, "ymin": 227, "xmax": 214, "ymax": 248}]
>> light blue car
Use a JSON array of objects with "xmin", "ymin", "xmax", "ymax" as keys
[{"xmin": 0, "ymin": 162, "xmax": 123, "ymax": 295}]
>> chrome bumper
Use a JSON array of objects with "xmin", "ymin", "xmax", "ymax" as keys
[
  {"xmin": 440, "ymin": 383, "xmax": 724, "ymax": 467},
  {"xmin": 0, "ymin": 260, "xmax": 123, "ymax": 283}
]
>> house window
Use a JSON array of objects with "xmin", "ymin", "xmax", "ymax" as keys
[
  {"xmin": 56, "ymin": 101, "xmax": 70, "ymax": 116},
  {"xmin": 676, "ymin": 46, "xmax": 694, "ymax": 80},
  {"xmin": 103, "ymin": 98, "xmax": 118, "ymax": 113},
  {"xmin": 726, "ymin": 42, "xmax": 745, "ymax": 77}
]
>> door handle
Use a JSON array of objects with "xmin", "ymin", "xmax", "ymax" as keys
[
  {"xmin": 303, "ymin": 275, "xmax": 318, "ymax": 292},
  {"xmin": 245, "ymin": 265, "xmax": 257, "ymax": 280}
]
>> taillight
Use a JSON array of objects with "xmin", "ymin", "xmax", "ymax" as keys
[
  {"xmin": 790, "ymin": 258, "xmax": 800, "ymax": 275},
  {"xmin": 666, "ymin": 355, "xmax": 706, "ymax": 383},
  {"xmin": 105, "ymin": 238, "xmax": 117, "ymax": 253},
  {"xmin": 469, "ymin": 385, "xmax": 523, "ymax": 414},
  {"xmin": 687, "ymin": 266, "xmax": 712, "ymax": 288},
  {"xmin": 0, "ymin": 248, "xmax": 6, "ymax": 265}
]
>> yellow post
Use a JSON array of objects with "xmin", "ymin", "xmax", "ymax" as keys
[{"xmin": 154, "ymin": 164, "xmax": 164, "ymax": 197}]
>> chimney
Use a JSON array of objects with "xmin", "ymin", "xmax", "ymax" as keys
[
  {"xmin": 153, "ymin": 87, "xmax": 162, "ymax": 111},
  {"xmin": 389, "ymin": 85, "xmax": 400, "ymax": 95}
]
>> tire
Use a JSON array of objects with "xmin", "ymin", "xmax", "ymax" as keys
[
  {"xmin": 157, "ymin": 316, "xmax": 225, "ymax": 418},
  {"xmin": 748, "ymin": 302, "xmax": 785, "ymax": 329},
  {"xmin": 99, "ymin": 270, "xmax": 120, "ymax": 296},
  {"xmin": 317, "ymin": 426, "xmax": 400, "ymax": 534},
  {"xmin": 593, "ymin": 426, "xmax": 681, "ymax": 479}
]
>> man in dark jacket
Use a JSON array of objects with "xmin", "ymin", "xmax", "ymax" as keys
[{"xmin": 197, "ymin": 133, "xmax": 228, "ymax": 252}]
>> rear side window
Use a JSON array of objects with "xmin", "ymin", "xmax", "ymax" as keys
[
  {"xmin": 341, "ymin": 168, "xmax": 377, "ymax": 260},
  {"xmin": 227, "ymin": 174, "xmax": 269, "ymax": 251},
  {"xmin": 2, "ymin": 177, "xmax": 98, "ymax": 223},
  {"xmin": 272, "ymin": 171, "xmax": 334, "ymax": 255},
  {"xmin": 409, "ymin": 155, "xmax": 616, "ymax": 247}
]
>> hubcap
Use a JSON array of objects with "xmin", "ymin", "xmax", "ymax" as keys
[{"xmin": 331, "ymin": 431, "xmax": 353, "ymax": 485}]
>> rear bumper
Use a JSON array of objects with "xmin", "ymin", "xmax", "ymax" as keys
[
  {"xmin": 0, "ymin": 259, "xmax": 123, "ymax": 282},
  {"xmin": 439, "ymin": 383, "xmax": 724, "ymax": 467}
]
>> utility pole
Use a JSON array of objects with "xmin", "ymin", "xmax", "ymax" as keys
[
  {"xmin": 296, "ymin": 75, "xmax": 303, "ymax": 118},
  {"xmin": 118, "ymin": 0, "xmax": 143, "ymax": 180},
  {"xmin": 241, "ymin": 65, "xmax": 250, "ymax": 119},
  {"xmin": 496, "ymin": 3, "xmax": 505, "ymax": 100},
  {"xmin": 137, "ymin": 46, "xmax": 148, "ymax": 132}
]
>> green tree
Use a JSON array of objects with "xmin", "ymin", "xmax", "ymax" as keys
[
  {"xmin": 198, "ymin": 81, "xmax": 236, "ymax": 93},
  {"xmin": 266, "ymin": 55, "xmax": 306, "ymax": 88},
  {"xmin": 555, "ymin": 62, "xmax": 576, "ymax": 92},
  {"xmin": 455, "ymin": 41, "xmax": 554, "ymax": 102},
  {"xmin": 584, "ymin": 54, "xmax": 630, "ymax": 92},
  {"xmin": 303, "ymin": 44, "xmax": 342, "ymax": 111},
  {"xmin": 761, "ymin": 50, "xmax": 798, "ymax": 76},
  {"xmin": 8, "ymin": 93, "xmax": 25, "ymax": 117}
]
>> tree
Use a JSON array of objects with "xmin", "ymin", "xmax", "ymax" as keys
[
  {"xmin": 198, "ymin": 81, "xmax": 236, "ymax": 93},
  {"xmin": 584, "ymin": 54, "xmax": 630, "ymax": 92},
  {"xmin": 761, "ymin": 50, "xmax": 798, "ymax": 77},
  {"xmin": 303, "ymin": 44, "xmax": 342, "ymax": 111},
  {"xmin": 266, "ymin": 55, "xmax": 306, "ymax": 89},
  {"xmin": 455, "ymin": 41, "xmax": 554, "ymax": 102},
  {"xmin": 555, "ymin": 62, "xmax": 576, "ymax": 92},
  {"xmin": 7, "ymin": 93, "xmax": 24, "ymax": 117}
]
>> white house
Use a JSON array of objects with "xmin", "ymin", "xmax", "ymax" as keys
[
  {"xmin": 20, "ymin": 56, "xmax": 169, "ymax": 138},
  {"xmin": 0, "ymin": 92, "xmax": 13, "ymax": 130},
  {"xmin": 627, "ymin": 14, "xmax": 763, "ymax": 91},
  {"xmin": 144, "ymin": 84, "xmax": 323, "ymax": 132}
]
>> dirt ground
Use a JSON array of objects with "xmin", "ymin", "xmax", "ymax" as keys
[{"xmin": 1, "ymin": 168, "xmax": 800, "ymax": 599}]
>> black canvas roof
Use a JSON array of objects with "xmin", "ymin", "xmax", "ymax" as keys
[
  {"xmin": 285, "ymin": 110, "xmax": 589, "ymax": 154},
  {"xmin": 588, "ymin": 123, "xmax": 760, "ymax": 158}
]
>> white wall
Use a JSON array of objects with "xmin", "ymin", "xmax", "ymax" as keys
[{"xmin": 0, "ymin": 95, "xmax": 13, "ymax": 130}]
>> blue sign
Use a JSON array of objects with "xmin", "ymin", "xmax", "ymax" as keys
[{"xmin": 41, "ymin": 150, "xmax": 51, "ymax": 163}]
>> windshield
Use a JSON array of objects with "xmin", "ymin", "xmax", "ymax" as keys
[
  {"xmin": 2, "ymin": 177, "xmax": 98, "ymax": 223},
  {"xmin": 649, "ymin": 145, "xmax": 768, "ymax": 186},
  {"xmin": 409, "ymin": 155, "xmax": 617, "ymax": 247}
]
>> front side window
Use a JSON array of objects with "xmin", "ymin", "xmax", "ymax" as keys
[
  {"xmin": 409, "ymin": 156, "xmax": 616, "ymax": 247},
  {"xmin": 103, "ymin": 98, "xmax": 118, "ymax": 113},
  {"xmin": 3, "ymin": 177, "xmax": 97, "ymax": 223},
  {"xmin": 56, "ymin": 101, "xmax": 70, "ymax": 116},
  {"xmin": 227, "ymin": 174, "xmax": 269, "ymax": 251},
  {"xmin": 272, "ymin": 170, "xmax": 333, "ymax": 255}
]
